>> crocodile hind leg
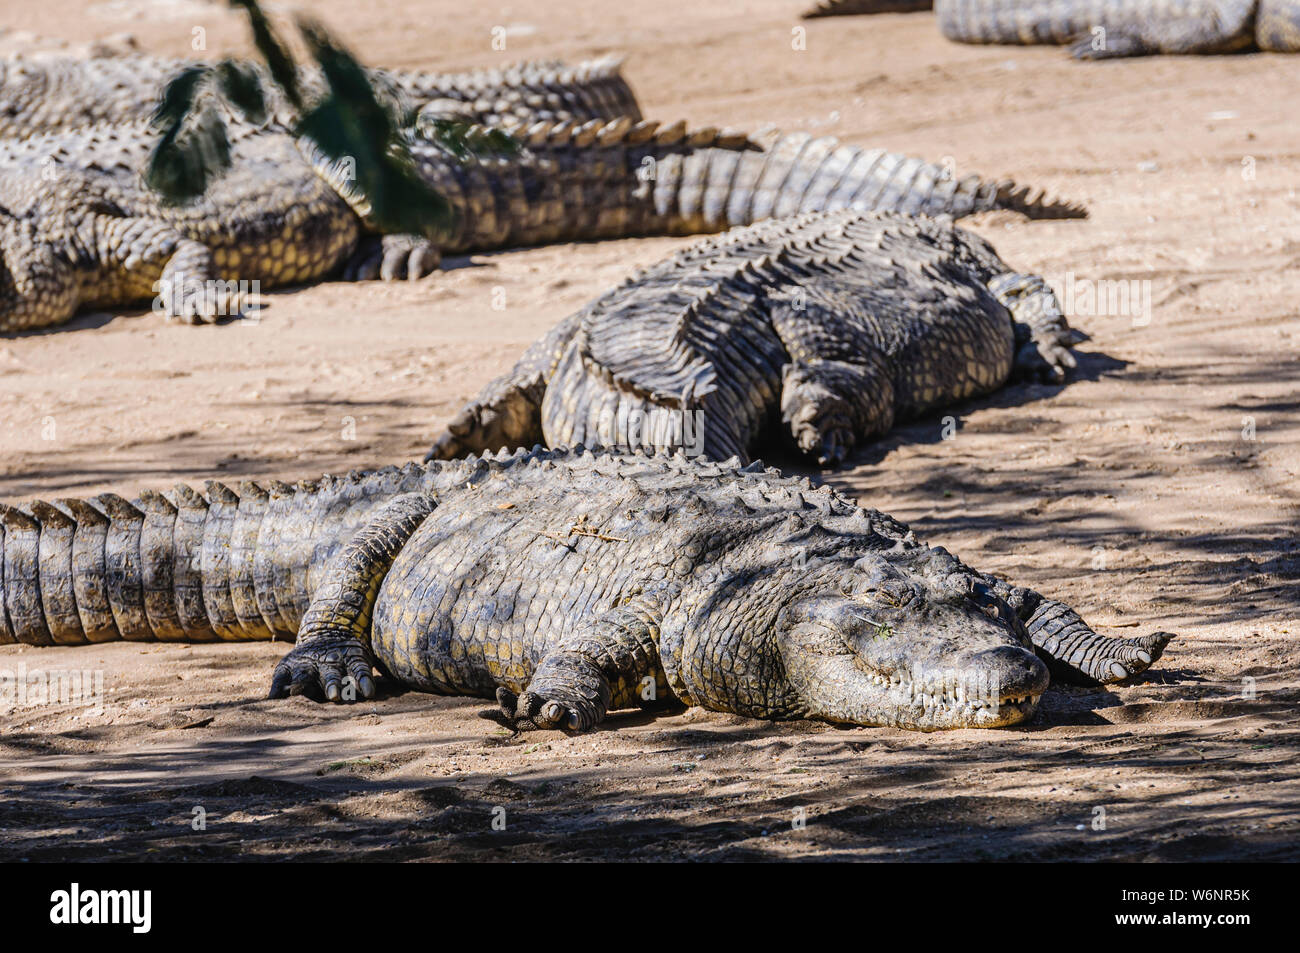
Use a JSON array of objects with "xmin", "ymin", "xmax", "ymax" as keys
[
  {"xmin": 427, "ymin": 370, "xmax": 548, "ymax": 461},
  {"xmin": 490, "ymin": 602, "xmax": 667, "ymax": 732},
  {"xmin": 1066, "ymin": 3, "xmax": 1258, "ymax": 58},
  {"xmin": 984, "ymin": 575, "xmax": 1175, "ymax": 685},
  {"xmin": 988, "ymin": 271, "xmax": 1077, "ymax": 383},
  {"xmin": 770, "ymin": 291, "xmax": 896, "ymax": 466},
  {"xmin": 0, "ymin": 219, "xmax": 82, "ymax": 332},
  {"xmin": 268, "ymin": 493, "xmax": 437, "ymax": 703}
]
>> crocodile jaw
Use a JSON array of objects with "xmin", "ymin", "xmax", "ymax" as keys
[{"xmin": 835, "ymin": 658, "xmax": 1046, "ymax": 730}]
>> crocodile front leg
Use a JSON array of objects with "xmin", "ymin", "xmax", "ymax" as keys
[
  {"xmin": 988, "ymin": 272, "xmax": 1076, "ymax": 384},
  {"xmin": 342, "ymin": 234, "xmax": 442, "ymax": 281},
  {"xmin": 268, "ymin": 493, "xmax": 437, "ymax": 702},
  {"xmin": 490, "ymin": 601, "xmax": 665, "ymax": 732},
  {"xmin": 71, "ymin": 199, "xmax": 252, "ymax": 323},
  {"xmin": 771, "ymin": 289, "xmax": 896, "ymax": 466},
  {"xmin": 984, "ymin": 575, "xmax": 1174, "ymax": 684},
  {"xmin": 1025, "ymin": 599, "xmax": 1174, "ymax": 684}
]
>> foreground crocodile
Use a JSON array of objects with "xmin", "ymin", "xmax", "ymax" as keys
[
  {"xmin": 0, "ymin": 447, "xmax": 1173, "ymax": 731},
  {"xmin": 0, "ymin": 52, "xmax": 642, "ymax": 139},
  {"xmin": 0, "ymin": 114, "xmax": 1082, "ymax": 331},
  {"xmin": 936, "ymin": 0, "xmax": 1300, "ymax": 56},
  {"xmin": 429, "ymin": 210, "xmax": 1075, "ymax": 467}
]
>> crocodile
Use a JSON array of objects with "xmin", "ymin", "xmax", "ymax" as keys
[
  {"xmin": 0, "ymin": 52, "xmax": 642, "ymax": 139},
  {"xmin": 803, "ymin": 0, "xmax": 934, "ymax": 18},
  {"xmin": 0, "ymin": 115, "xmax": 1083, "ymax": 332},
  {"xmin": 428, "ymin": 210, "xmax": 1075, "ymax": 467},
  {"xmin": 0, "ymin": 447, "xmax": 1174, "ymax": 731},
  {"xmin": 936, "ymin": 0, "xmax": 1300, "ymax": 57}
]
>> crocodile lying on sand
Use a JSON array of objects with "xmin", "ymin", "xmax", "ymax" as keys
[
  {"xmin": 936, "ymin": 0, "xmax": 1300, "ymax": 56},
  {"xmin": 0, "ymin": 52, "xmax": 642, "ymax": 139},
  {"xmin": 0, "ymin": 114, "xmax": 1083, "ymax": 331},
  {"xmin": 0, "ymin": 447, "xmax": 1173, "ymax": 731},
  {"xmin": 429, "ymin": 210, "xmax": 1075, "ymax": 466}
]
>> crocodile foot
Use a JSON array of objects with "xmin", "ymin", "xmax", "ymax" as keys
[
  {"xmin": 1092, "ymin": 630, "xmax": 1176, "ymax": 683},
  {"xmin": 166, "ymin": 279, "xmax": 252, "ymax": 325},
  {"xmin": 789, "ymin": 402, "xmax": 854, "ymax": 467},
  {"xmin": 343, "ymin": 234, "xmax": 441, "ymax": 282},
  {"xmin": 1050, "ymin": 630, "xmax": 1176, "ymax": 685},
  {"xmin": 482, "ymin": 687, "xmax": 579, "ymax": 732},
  {"xmin": 268, "ymin": 633, "xmax": 376, "ymax": 703},
  {"xmin": 811, "ymin": 425, "xmax": 853, "ymax": 467},
  {"xmin": 1014, "ymin": 336, "xmax": 1077, "ymax": 384}
]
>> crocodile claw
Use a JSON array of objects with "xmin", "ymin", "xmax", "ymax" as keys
[
  {"xmin": 268, "ymin": 634, "xmax": 376, "ymax": 703},
  {"xmin": 343, "ymin": 235, "xmax": 441, "ymax": 282},
  {"xmin": 1094, "ymin": 631, "xmax": 1176, "ymax": 684},
  {"xmin": 482, "ymin": 687, "xmax": 576, "ymax": 732},
  {"xmin": 1014, "ymin": 337, "xmax": 1076, "ymax": 384}
]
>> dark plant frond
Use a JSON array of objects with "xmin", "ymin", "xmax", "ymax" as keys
[
  {"xmin": 420, "ymin": 119, "xmax": 522, "ymax": 162},
  {"xmin": 229, "ymin": 0, "xmax": 302, "ymax": 110},
  {"xmin": 214, "ymin": 58, "xmax": 269, "ymax": 125},
  {"xmin": 144, "ymin": 104, "xmax": 233, "ymax": 205},
  {"xmin": 143, "ymin": 0, "xmax": 457, "ymax": 234},
  {"xmin": 149, "ymin": 64, "xmax": 210, "ymax": 131},
  {"xmin": 293, "ymin": 15, "xmax": 453, "ymax": 236}
]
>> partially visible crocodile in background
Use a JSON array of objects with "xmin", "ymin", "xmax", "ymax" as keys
[
  {"xmin": 936, "ymin": 0, "xmax": 1300, "ymax": 57},
  {"xmin": 802, "ymin": 0, "xmax": 934, "ymax": 17},
  {"xmin": 0, "ymin": 52, "xmax": 642, "ymax": 139},
  {"xmin": 429, "ymin": 210, "xmax": 1076, "ymax": 467},
  {"xmin": 0, "ymin": 447, "xmax": 1174, "ymax": 731},
  {"xmin": 0, "ymin": 112, "xmax": 1083, "ymax": 332}
]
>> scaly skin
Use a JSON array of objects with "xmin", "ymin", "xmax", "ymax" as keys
[
  {"xmin": 1, "ymin": 114, "xmax": 1083, "ymax": 331},
  {"xmin": 0, "ymin": 447, "xmax": 1174, "ymax": 730},
  {"xmin": 0, "ymin": 52, "xmax": 641, "ymax": 139},
  {"xmin": 937, "ymin": 0, "xmax": 1300, "ymax": 56},
  {"xmin": 428, "ymin": 210, "xmax": 1077, "ymax": 467}
]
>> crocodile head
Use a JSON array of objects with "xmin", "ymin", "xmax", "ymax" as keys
[{"xmin": 776, "ymin": 549, "xmax": 1049, "ymax": 730}]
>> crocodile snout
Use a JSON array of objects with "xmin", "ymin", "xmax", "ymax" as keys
[{"xmin": 970, "ymin": 645, "xmax": 1050, "ymax": 702}]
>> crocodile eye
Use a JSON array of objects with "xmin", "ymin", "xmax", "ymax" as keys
[{"xmin": 969, "ymin": 583, "xmax": 1012, "ymax": 625}]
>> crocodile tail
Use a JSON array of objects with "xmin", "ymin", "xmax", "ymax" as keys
[
  {"xmin": 987, "ymin": 180, "xmax": 1088, "ymax": 219},
  {"xmin": 0, "ymin": 466, "xmax": 430, "ymax": 647},
  {"xmin": 657, "ymin": 130, "xmax": 1087, "ymax": 228},
  {"xmin": 397, "ymin": 56, "xmax": 642, "ymax": 125},
  {"xmin": 936, "ymin": 0, "xmax": 1070, "ymax": 45},
  {"xmin": 379, "ymin": 120, "xmax": 1084, "ymax": 255},
  {"xmin": 802, "ymin": 0, "xmax": 933, "ymax": 17},
  {"xmin": 395, "ymin": 117, "xmax": 759, "ymax": 251},
  {"xmin": 1256, "ymin": 0, "xmax": 1300, "ymax": 52}
]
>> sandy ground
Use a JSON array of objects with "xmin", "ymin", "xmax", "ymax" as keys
[{"xmin": 0, "ymin": 0, "xmax": 1298, "ymax": 861}]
